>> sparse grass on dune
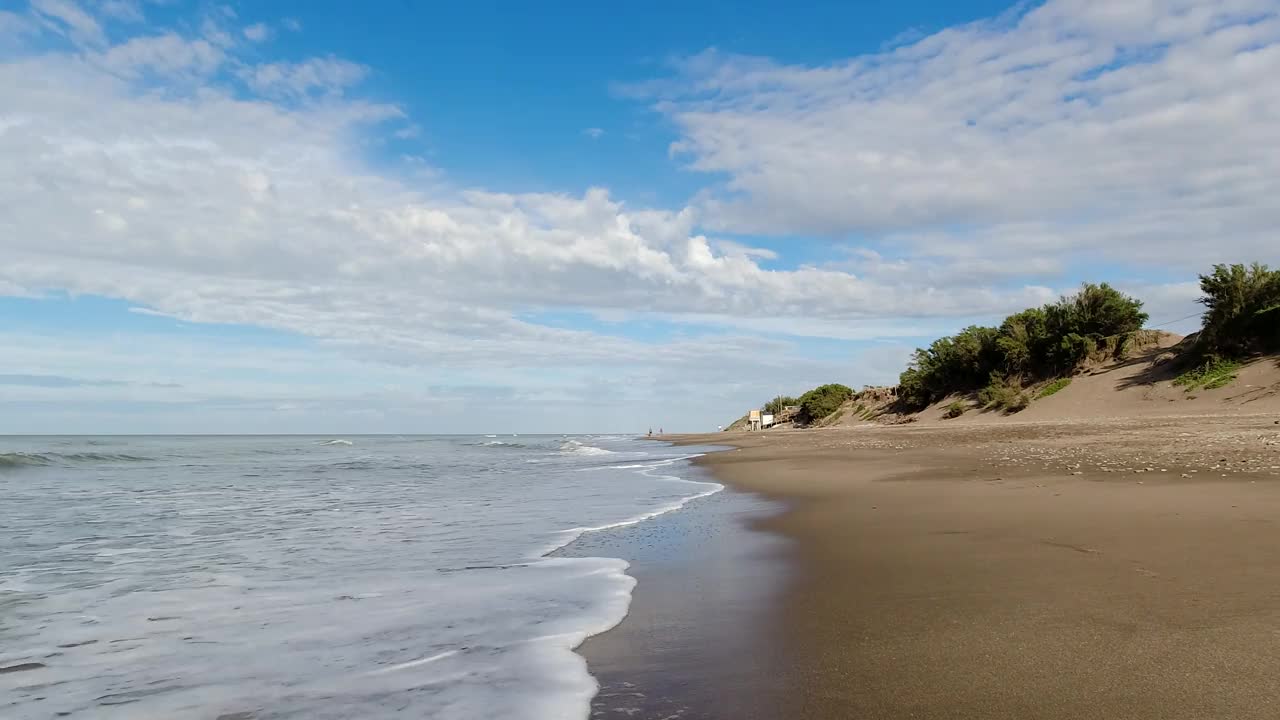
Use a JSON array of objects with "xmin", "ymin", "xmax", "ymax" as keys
[
  {"xmin": 1037, "ymin": 378, "xmax": 1072, "ymax": 399},
  {"xmin": 1173, "ymin": 358, "xmax": 1242, "ymax": 391}
]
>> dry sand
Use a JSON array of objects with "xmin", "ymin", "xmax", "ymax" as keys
[{"xmin": 673, "ymin": 413, "xmax": 1280, "ymax": 719}]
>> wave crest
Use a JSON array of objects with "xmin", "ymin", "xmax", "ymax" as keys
[
  {"xmin": 558, "ymin": 440, "xmax": 615, "ymax": 457},
  {"xmin": 0, "ymin": 452, "xmax": 154, "ymax": 469}
]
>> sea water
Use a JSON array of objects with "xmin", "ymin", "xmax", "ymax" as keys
[{"xmin": 0, "ymin": 435, "xmax": 722, "ymax": 719}]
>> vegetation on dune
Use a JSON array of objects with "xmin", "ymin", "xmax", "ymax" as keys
[
  {"xmin": 797, "ymin": 383, "xmax": 854, "ymax": 424},
  {"xmin": 763, "ymin": 395, "xmax": 798, "ymax": 415},
  {"xmin": 898, "ymin": 283, "xmax": 1147, "ymax": 410},
  {"xmin": 729, "ymin": 262, "xmax": 1278, "ymax": 431},
  {"xmin": 1173, "ymin": 358, "xmax": 1243, "ymax": 392},
  {"xmin": 977, "ymin": 376, "xmax": 1030, "ymax": 413},
  {"xmin": 1036, "ymin": 378, "xmax": 1072, "ymax": 399},
  {"xmin": 1195, "ymin": 263, "xmax": 1280, "ymax": 358}
]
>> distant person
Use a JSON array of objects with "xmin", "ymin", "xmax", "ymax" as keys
[{"xmin": 647, "ymin": 428, "xmax": 652, "ymax": 437}]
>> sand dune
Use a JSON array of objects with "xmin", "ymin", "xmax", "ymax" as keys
[{"xmin": 829, "ymin": 336, "xmax": 1280, "ymax": 427}]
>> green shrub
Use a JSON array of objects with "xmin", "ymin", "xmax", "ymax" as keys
[
  {"xmin": 978, "ymin": 376, "xmax": 1030, "ymax": 413},
  {"xmin": 1174, "ymin": 358, "xmax": 1242, "ymax": 391},
  {"xmin": 1197, "ymin": 263, "xmax": 1280, "ymax": 357},
  {"xmin": 1037, "ymin": 378, "xmax": 1072, "ymax": 399},
  {"xmin": 897, "ymin": 283, "xmax": 1146, "ymax": 410},
  {"xmin": 943, "ymin": 401, "xmax": 966, "ymax": 419},
  {"xmin": 797, "ymin": 383, "xmax": 854, "ymax": 423},
  {"xmin": 1005, "ymin": 392, "xmax": 1030, "ymax": 413}
]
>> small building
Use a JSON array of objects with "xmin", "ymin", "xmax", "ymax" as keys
[
  {"xmin": 747, "ymin": 409, "xmax": 762, "ymax": 431},
  {"xmin": 776, "ymin": 405, "xmax": 802, "ymax": 423},
  {"xmin": 761, "ymin": 413, "xmax": 775, "ymax": 428}
]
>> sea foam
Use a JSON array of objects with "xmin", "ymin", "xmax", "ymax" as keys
[{"xmin": 0, "ymin": 434, "xmax": 721, "ymax": 720}]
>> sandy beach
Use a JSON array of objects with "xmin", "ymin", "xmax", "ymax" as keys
[{"xmin": 657, "ymin": 414, "xmax": 1280, "ymax": 719}]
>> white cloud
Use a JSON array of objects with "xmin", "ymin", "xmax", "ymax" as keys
[
  {"xmin": 713, "ymin": 239, "xmax": 777, "ymax": 261},
  {"xmin": 1, "ymin": 0, "xmax": 1270, "ymax": 430},
  {"xmin": 240, "ymin": 56, "xmax": 370, "ymax": 97},
  {"xmin": 282, "ymin": 17, "xmax": 301, "ymax": 33},
  {"xmin": 95, "ymin": 32, "xmax": 224, "ymax": 79},
  {"xmin": 640, "ymin": 0, "xmax": 1280, "ymax": 274},
  {"xmin": 1, "ymin": 28, "xmax": 1048, "ymax": 361},
  {"xmin": 582, "ymin": 127, "xmax": 604, "ymax": 140},
  {"xmin": 98, "ymin": 0, "xmax": 143, "ymax": 23},
  {"xmin": 31, "ymin": 0, "xmax": 105, "ymax": 46},
  {"xmin": 242, "ymin": 22, "xmax": 270, "ymax": 42}
]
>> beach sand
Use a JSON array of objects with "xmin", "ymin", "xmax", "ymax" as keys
[{"xmin": 655, "ymin": 414, "xmax": 1280, "ymax": 719}]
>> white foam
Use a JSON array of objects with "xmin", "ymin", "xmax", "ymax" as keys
[
  {"xmin": 559, "ymin": 440, "xmax": 616, "ymax": 457},
  {"xmin": 318, "ymin": 439, "xmax": 353, "ymax": 446},
  {"xmin": 366, "ymin": 649, "xmax": 460, "ymax": 674},
  {"xmin": 535, "ymin": 455, "xmax": 722, "ymax": 558},
  {"xmin": 0, "ymin": 435, "xmax": 721, "ymax": 720}
]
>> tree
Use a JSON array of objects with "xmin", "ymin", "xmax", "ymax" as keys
[
  {"xmin": 1197, "ymin": 263, "xmax": 1280, "ymax": 356},
  {"xmin": 797, "ymin": 384, "xmax": 853, "ymax": 423},
  {"xmin": 764, "ymin": 395, "xmax": 798, "ymax": 415}
]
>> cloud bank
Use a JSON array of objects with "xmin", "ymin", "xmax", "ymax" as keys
[{"xmin": 2, "ymin": 0, "xmax": 1277, "ymax": 430}]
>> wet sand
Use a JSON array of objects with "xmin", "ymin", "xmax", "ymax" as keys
[
  {"xmin": 673, "ymin": 415, "xmax": 1280, "ymax": 719},
  {"xmin": 565, "ymin": 480, "xmax": 791, "ymax": 720}
]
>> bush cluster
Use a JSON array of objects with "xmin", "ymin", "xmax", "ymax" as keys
[
  {"xmin": 976, "ymin": 376, "xmax": 1030, "ymax": 413},
  {"xmin": 796, "ymin": 384, "xmax": 853, "ymax": 423},
  {"xmin": 1196, "ymin": 263, "xmax": 1280, "ymax": 357},
  {"xmin": 898, "ymin": 283, "xmax": 1147, "ymax": 409}
]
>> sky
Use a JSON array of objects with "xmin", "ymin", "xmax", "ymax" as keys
[{"xmin": 1, "ymin": 0, "xmax": 1278, "ymax": 434}]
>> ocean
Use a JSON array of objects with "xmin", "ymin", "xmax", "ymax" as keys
[{"xmin": 0, "ymin": 435, "xmax": 723, "ymax": 719}]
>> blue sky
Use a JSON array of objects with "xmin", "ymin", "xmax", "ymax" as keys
[{"xmin": 1, "ymin": 0, "xmax": 1277, "ymax": 433}]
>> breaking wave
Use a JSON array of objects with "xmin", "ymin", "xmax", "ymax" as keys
[
  {"xmin": 0, "ymin": 452, "xmax": 154, "ymax": 469},
  {"xmin": 558, "ymin": 440, "xmax": 615, "ymax": 457}
]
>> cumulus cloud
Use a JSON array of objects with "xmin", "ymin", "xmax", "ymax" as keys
[
  {"xmin": 640, "ymin": 0, "xmax": 1280, "ymax": 274},
  {"xmin": 2, "ymin": 0, "xmax": 1272, "ymax": 430},
  {"xmin": 0, "ymin": 6, "xmax": 1057, "ymax": 377}
]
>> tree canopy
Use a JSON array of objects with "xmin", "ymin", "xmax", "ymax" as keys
[
  {"xmin": 898, "ymin": 283, "xmax": 1147, "ymax": 409},
  {"xmin": 1196, "ymin": 263, "xmax": 1280, "ymax": 357}
]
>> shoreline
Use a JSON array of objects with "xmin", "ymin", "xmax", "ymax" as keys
[
  {"xmin": 666, "ymin": 414, "xmax": 1280, "ymax": 719},
  {"xmin": 565, "ymin": 460, "xmax": 792, "ymax": 719}
]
